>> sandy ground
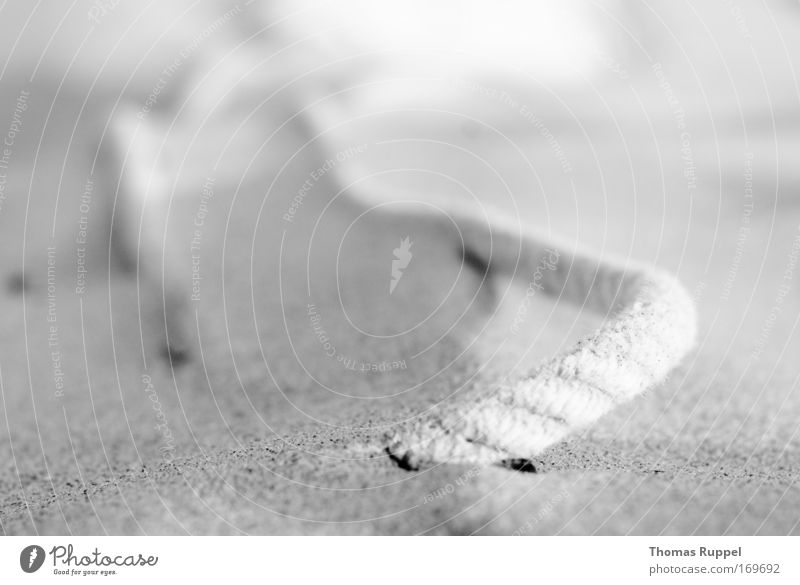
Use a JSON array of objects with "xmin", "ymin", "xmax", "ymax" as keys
[{"xmin": 1, "ymin": 1, "xmax": 799, "ymax": 534}]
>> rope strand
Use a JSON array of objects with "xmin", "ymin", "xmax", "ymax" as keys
[{"xmin": 386, "ymin": 212, "xmax": 697, "ymax": 469}]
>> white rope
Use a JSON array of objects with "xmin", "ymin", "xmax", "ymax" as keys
[{"xmin": 385, "ymin": 210, "xmax": 698, "ymax": 469}]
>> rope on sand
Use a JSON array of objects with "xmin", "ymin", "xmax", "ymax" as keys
[{"xmin": 385, "ymin": 212, "xmax": 697, "ymax": 469}]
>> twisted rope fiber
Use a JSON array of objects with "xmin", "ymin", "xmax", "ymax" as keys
[{"xmin": 386, "ymin": 211, "xmax": 698, "ymax": 469}]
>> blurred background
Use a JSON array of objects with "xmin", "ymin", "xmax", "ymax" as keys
[{"xmin": 1, "ymin": 0, "xmax": 799, "ymax": 267}]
